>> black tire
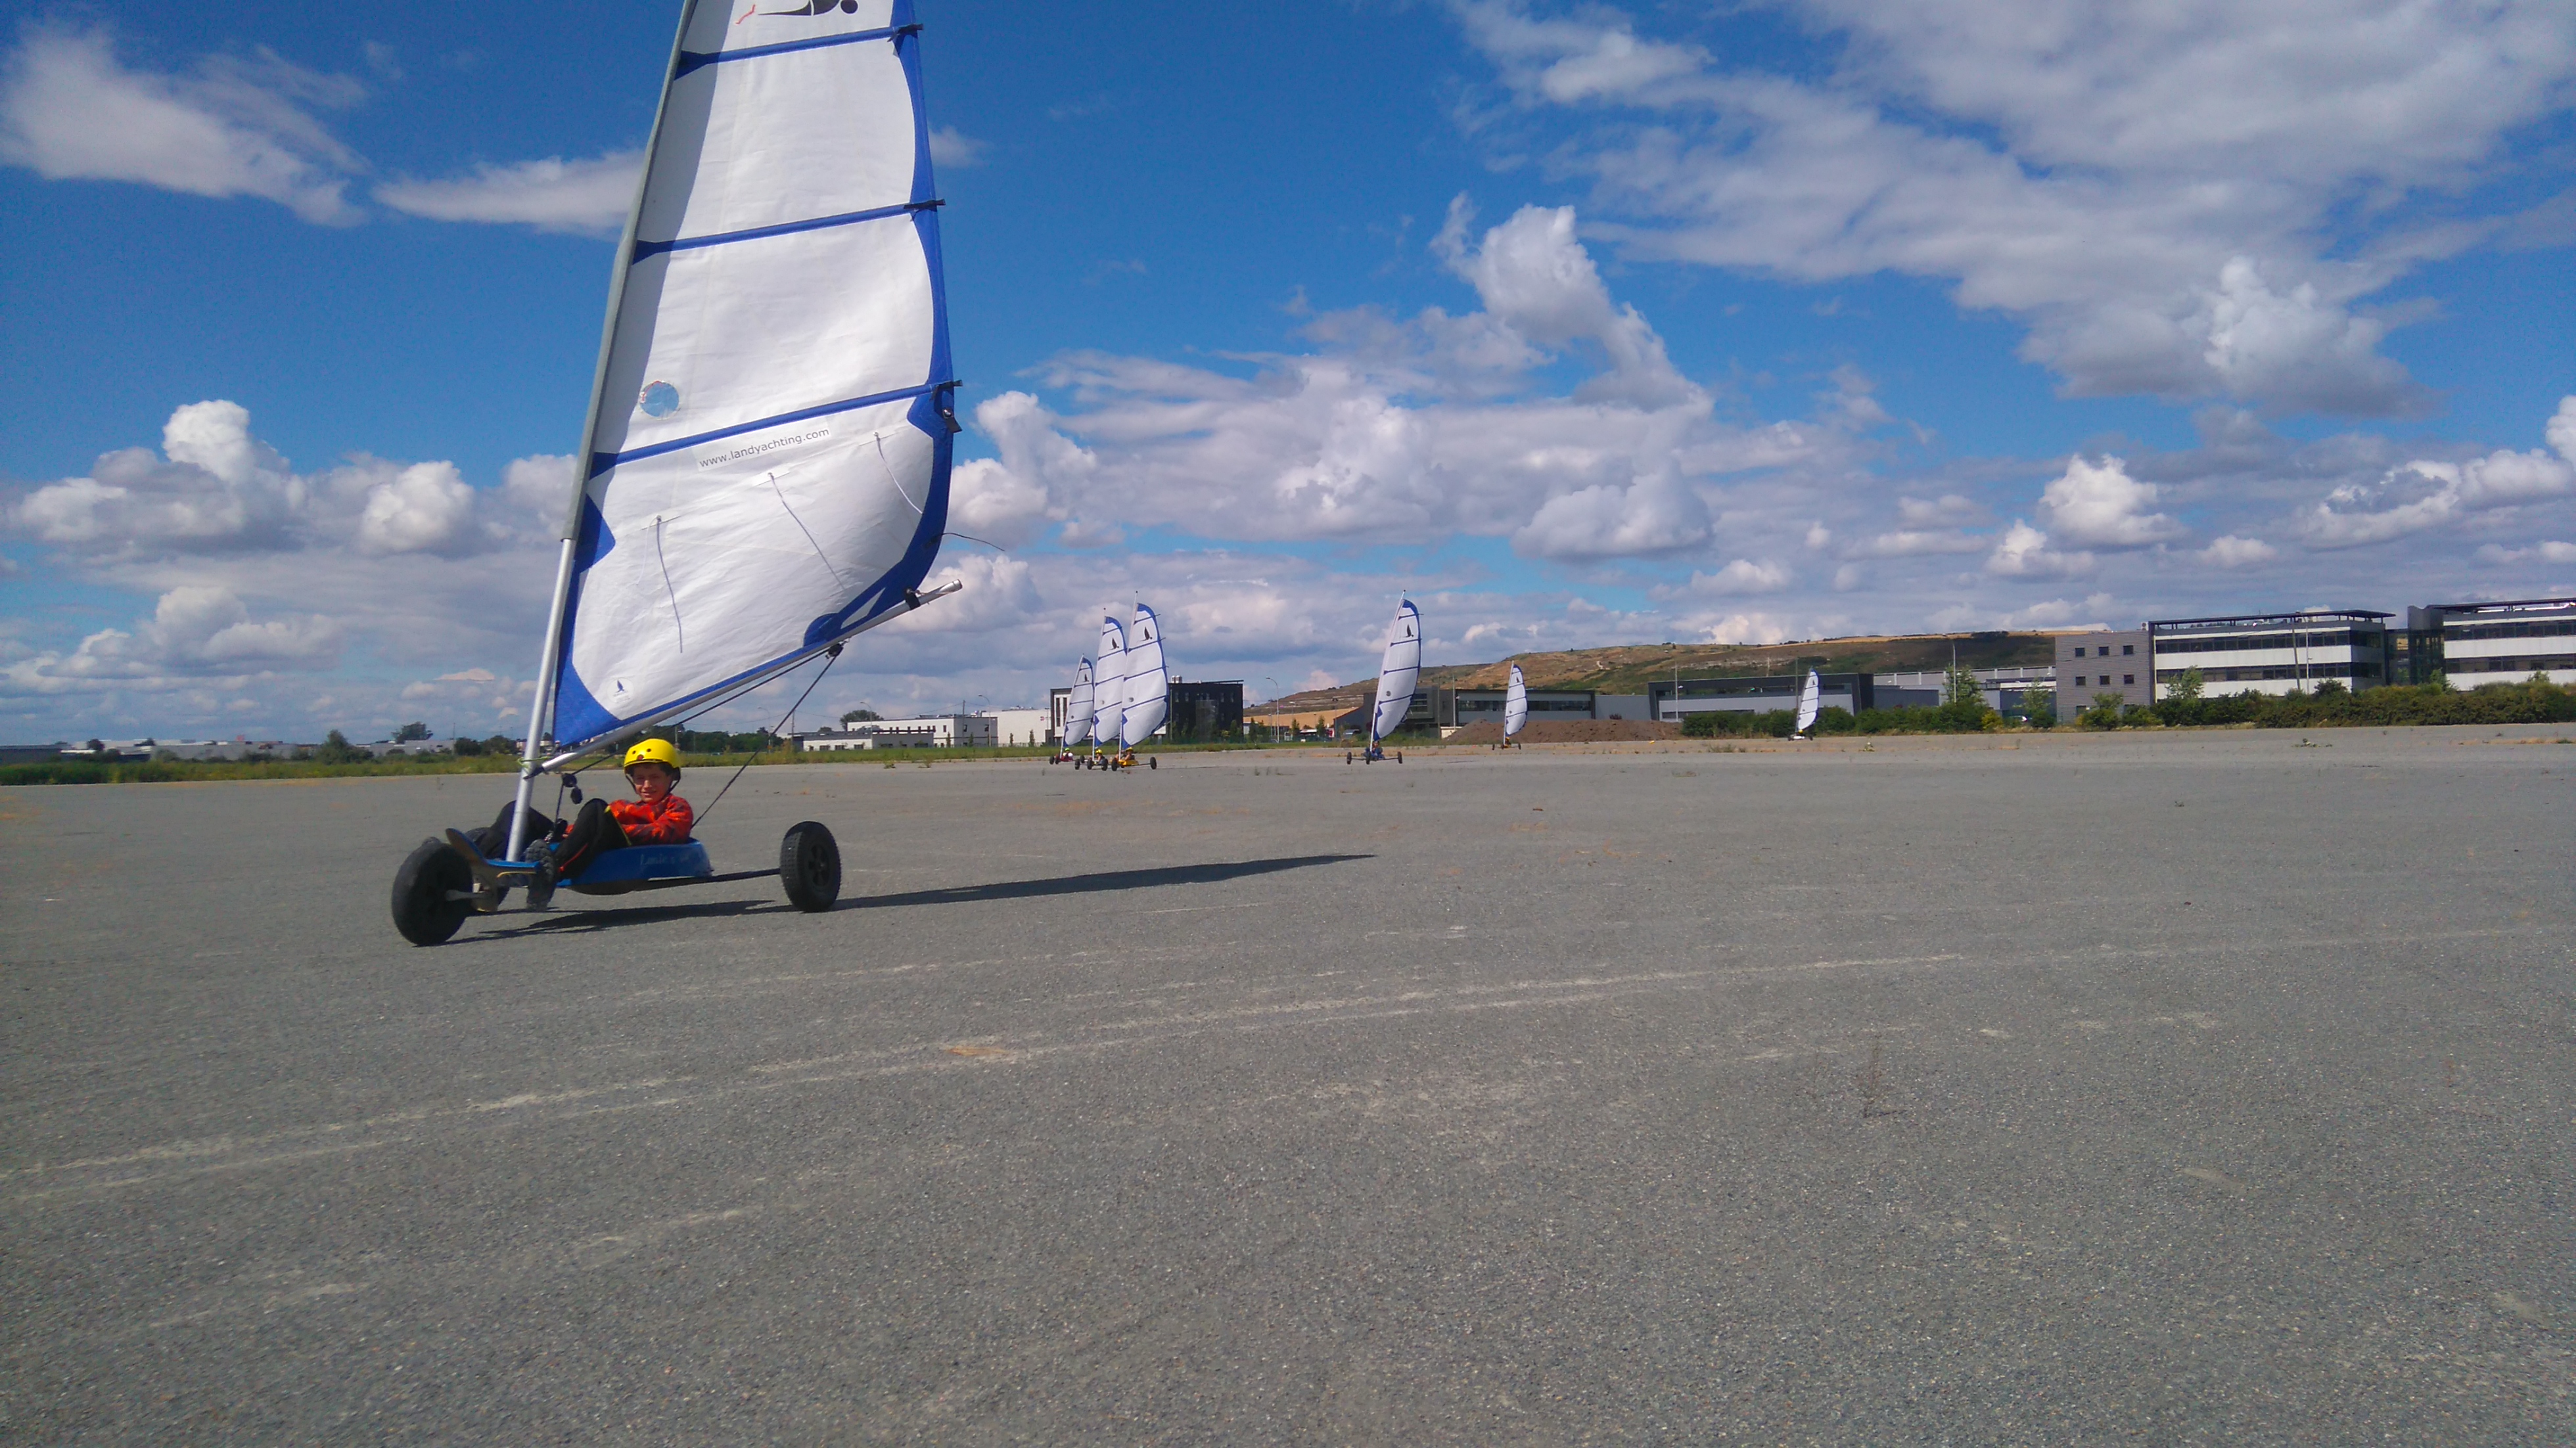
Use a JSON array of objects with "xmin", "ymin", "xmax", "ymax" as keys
[
  {"xmin": 392, "ymin": 838, "xmax": 472, "ymax": 946},
  {"xmin": 780, "ymin": 821, "xmax": 841, "ymax": 912}
]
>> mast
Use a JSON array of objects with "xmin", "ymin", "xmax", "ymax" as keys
[{"xmin": 507, "ymin": 1, "xmax": 699, "ymax": 863}]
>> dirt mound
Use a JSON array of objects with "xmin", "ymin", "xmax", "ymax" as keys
[{"xmin": 1442, "ymin": 719, "xmax": 1680, "ymax": 745}]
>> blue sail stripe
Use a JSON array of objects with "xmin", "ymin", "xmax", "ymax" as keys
[
  {"xmin": 591, "ymin": 380, "xmax": 954, "ymax": 478},
  {"xmin": 673, "ymin": 24, "xmax": 915, "ymax": 79},
  {"xmin": 631, "ymin": 200, "xmax": 938, "ymax": 263}
]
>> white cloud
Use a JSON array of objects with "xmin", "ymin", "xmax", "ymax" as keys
[
  {"xmin": 2299, "ymin": 394, "xmax": 2576, "ymax": 548},
  {"xmin": 1985, "ymin": 520, "xmax": 2094, "ymax": 577},
  {"xmin": 1437, "ymin": 198, "xmax": 1691, "ymax": 406},
  {"xmin": 356, "ymin": 461, "xmax": 479, "ymax": 556},
  {"xmin": 1850, "ymin": 528, "xmax": 1984, "ymax": 558},
  {"xmin": 2036, "ymin": 455, "xmax": 2186, "ymax": 547},
  {"xmin": 1658, "ymin": 558, "xmax": 1792, "ymax": 596},
  {"xmin": 0, "ymin": 28, "xmax": 364, "ymax": 223},
  {"xmin": 376, "ymin": 148, "xmax": 642, "ymax": 236},
  {"xmin": 955, "ymin": 205, "xmax": 1854, "ymax": 564},
  {"xmin": 2197, "ymin": 535, "xmax": 2279, "ymax": 568},
  {"xmin": 928, "ymin": 125, "xmax": 988, "ymax": 168},
  {"xmin": 1454, "ymin": 0, "xmax": 2573, "ymax": 415},
  {"xmin": 501, "ymin": 454, "xmax": 576, "ymax": 532},
  {"xmin": 2475, "ymin": 540, "xmax": 2576, "ymax": 566},
  {"xmin": 7, "ymin": 400, "xmax": 524, "ymax": 561}
]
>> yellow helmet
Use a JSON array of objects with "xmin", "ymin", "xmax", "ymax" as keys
[{"xmin": 623, "ymin": 737, "xmax": 681, "ymax": 773}]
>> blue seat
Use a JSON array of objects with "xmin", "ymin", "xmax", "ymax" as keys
[{"xmin": 567, "ymin": 840, "xmax": 715, "ymax": 892}]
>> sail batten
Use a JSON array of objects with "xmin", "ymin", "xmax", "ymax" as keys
[
  {"xmin": 634, "ymin": 198, "xmax": 938, "ymax": 261},
  {"xmin": 541, "ymin": 0, "xmax": 954, "ymax": 756},
  {"xmin": 675, "ymin": 23, "xmax": 917, "ymax": 76}
]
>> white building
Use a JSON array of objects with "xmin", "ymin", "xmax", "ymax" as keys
[
  {"xmin": 2414, "ymin": 597, "xmax": 2576, "ymax": 687},
  {"xmin": 982, "ymin": 707, "xmax": 1052, "ymax": 747},
  {"xmin": 802, "ymin": 715, "xmax": 998, "ymax": 750},
  {"xmin": 2147, "ymin": 610, "xmax": 2394, "ymax": 699},
  {"xmin": 1875, "ymin": 664, "xmax": 2058, "ymax": 712}
]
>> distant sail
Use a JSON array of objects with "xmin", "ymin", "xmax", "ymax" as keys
[
  {"xmin": 1121, "ymin": 602, "xmax": 1168, "ymax": 748},
  {"xmin": 1795, "ymin": 668, "xmax": 1821, "ymax": 735},
  {"xmin": 1065, "ymin": 656, "xmax": 1094, "ymax": 747},
  {"xmin": 545, "ymin": 0, "xmax": 958, "ymax": 754},
  {"xmin": 1093, "ymin": 614, "xmax": 1127, "ymax": 750},
  {"xmin": 1504, "ymin": 663, "xmax": 1529, "ymax": 738},
  {"xmin": 1370, "ymin": 600, "xmax": 1421, "ymax": 744}
]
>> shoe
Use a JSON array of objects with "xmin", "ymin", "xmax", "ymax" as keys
[{"xmin": 524, "ymin": 841, "xmax": 559, "ymax": 911}]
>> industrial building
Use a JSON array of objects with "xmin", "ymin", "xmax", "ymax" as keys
[
  {"xmin": 802, "ymin": 715, "xmax": 997, "ymax": 750},
  {"xmin": 2411, "ymin": 597, "xmax": 2576, "ymax": 687},
  {"xmin": 1049, "ymin": 681, "xmax": 1241, "ymax": 743},
  {"xmin": 1649, "ymin": 673, "xmax": 1874, "ymax": 721}
]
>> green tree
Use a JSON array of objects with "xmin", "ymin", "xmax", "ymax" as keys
[
  {"xmin": 315, "ymin": 729, "xmax": 365, "ymax": 763},
  {"xmin": 2020, "ymin": 686, "xmax": 2055, "ymax": 726},
  {"xmin": 392, "ymin": 721, "xmax": 432, "ymax": 742},
  {"xmin": 2165, "ymin": 667, "xmax": 2203, "ymax": 704},
  {"xmin": 1941, "ymin": 661, "xmax": 1983, "ymax": 708},
  {"xmin": 841, "ymin": 708, "xmax": 883, "ymax": 723},
  {"xmin": 2079, "ymin": 690, "xmax": 2128, "ymax": 729}
]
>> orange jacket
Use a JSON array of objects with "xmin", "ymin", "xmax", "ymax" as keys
[{"xmin": 609, "ymin": 793, "xmax": 694, "ymax": 844}]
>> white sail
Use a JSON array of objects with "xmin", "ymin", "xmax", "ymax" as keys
[
  {"xmin": 1795, "ymin": 668, "xmax": 1822, "ymax": 734},
  {"xmin": 1504, "ymin": 663, "xmax": 1529, "ymax": 738},
  {"xmin": 1093, "ymin": 615, "xmax": 1127, "ymax": 750},
  {"xmin": 1065, "ymin": 656, "xmax": 1094, "ymax": 747},
  {"xmin": 1120, "ymin": 603, "xmax": 1169, "ymax": 748},
  {"xmin": 1369, "ymin": 600, "xmax": 1422, "ymax": 744},
  {"xmin": 541, "ymin": 1, "xmax": 958, "ymax": 754}
]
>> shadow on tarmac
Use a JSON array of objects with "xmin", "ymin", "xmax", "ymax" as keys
[
  {"xmin": 843, "ymin": 853, "xmax": 1373, "ymax": 911},
  {"xmin": 450, "ymin": 854, "xmax": 1373, "ymax": 939}
]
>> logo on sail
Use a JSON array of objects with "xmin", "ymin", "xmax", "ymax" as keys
[
  {"xmin": 639, "ymin": 381, "xmax": 680, "ymax": 418},
  {"xmin": 737, "ymin": 0, "xmax": 862, "ymax": 20}
]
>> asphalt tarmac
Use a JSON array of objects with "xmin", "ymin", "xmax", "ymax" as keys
[{"xmin": 5, "ymin": 727, "xmax": 2571, "ymax": 1444}]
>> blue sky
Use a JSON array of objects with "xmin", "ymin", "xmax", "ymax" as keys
[{"xmin": 3, "ymin": 1, "xmax": 2572, "ymax": 741}]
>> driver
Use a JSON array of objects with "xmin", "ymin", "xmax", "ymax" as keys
[{"xmin": 473, "ymin": 738, "xmax": 695, "ymax": 887}]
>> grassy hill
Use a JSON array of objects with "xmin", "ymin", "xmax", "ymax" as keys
[{"xmin": 1256, "ymin": 631, "xmax": 2059, "ymax": 716}]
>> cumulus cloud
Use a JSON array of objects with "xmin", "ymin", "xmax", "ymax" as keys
[
  {"xmin": 2298, "ymin": 394, "xmax": 2576, "ymax": 548},
  {"xmin": 2036, "ymin": 455, "xmax": 2187, "ymax": 547},
  {"xmin": 0, "ymin": 584, "xmax": 342, "ymax": 704},
  {"xmin": 0, "ymin": 28, "xmax": 365, "ymax": 223},
  {"xmin": 7, "ymin": 400, "xmax": 523, "ymax": 560},
  {"xmin": 1850, "ymin": 528, "xmax": 1984, "ymax": 558},
  {"xmin": 2197, "ymin": 535, "xmax": 2280, "ymax": 568},
  {"xmin": 928, "ymin": 125, "xmax": 988, "ymax": 168},
  {"xmin": 1985, "ymin": 520, "xmax": 2093, "ymax": 577},
  {"xmin": 1657, "ymin": 558, "xmax": 1792, "ymax": 596},
  {"xmin": 952, "ymin": 204, "xmax": 1858, "ymax": 565},
  {"xmin": 1453, "ymin": 0, "xmax": 2572, "ymax": 415},
  {"xmin": 377, "ymin": 149, "xmax": 642, "ymax": 236}
]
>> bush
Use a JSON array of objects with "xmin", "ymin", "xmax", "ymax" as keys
[
  {"xmin": 2143, "ymin": 679, "xmax": 2576, "ymax": 729},
  {"xmin": 314, "ymin": 729, "xmax": 367, "ymax": 764}
]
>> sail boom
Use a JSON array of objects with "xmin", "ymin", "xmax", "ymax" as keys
[{"xmin": 540, "ymin": 577, "xmax": 958, "ymax": 771}]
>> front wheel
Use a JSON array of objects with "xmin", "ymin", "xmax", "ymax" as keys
[
  {"xmin": 779, "ymin": 821, "xmax": 841, "ymax": 912},
  {"xmin": 391, "ymin": 838, "xmax": 472, "ymax": 945}
]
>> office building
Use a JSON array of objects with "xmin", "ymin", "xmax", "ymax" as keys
[
  {"xmin": 2056, "ymin": 629, "xmax": 2151, "ymax": 719},
  {"xmin": 1166, "ymin": 680, "xmax": 1244, "ymax": 741},
  {"xmin": 2146, "ymin": 611, "xmax": 2393, "ymax": 701},
  {"xmin": 2410, "ymin": 597, "xmax": 2576, "ymax": 687}
]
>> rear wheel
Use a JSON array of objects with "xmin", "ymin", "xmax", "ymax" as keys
[
  {"xmin": 779, "ymin": 821, "xmax": 841, "ymax": 912},
  {"xmin": 392, "ymin": 838, "xmax": 472, "ymax": 945}
]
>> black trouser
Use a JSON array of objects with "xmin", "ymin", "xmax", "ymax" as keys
[
  {"xmin": 552, "ymin": 798, "xmax": 630, "ymax": 878},
  {"xmin": 474, "ymin": 800, "xmax": 625, "ymax": 874}
]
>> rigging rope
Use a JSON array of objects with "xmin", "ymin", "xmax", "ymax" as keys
[{"xmin": 692, "ymin": 643, "xmax": 839, "ymax": 828}]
